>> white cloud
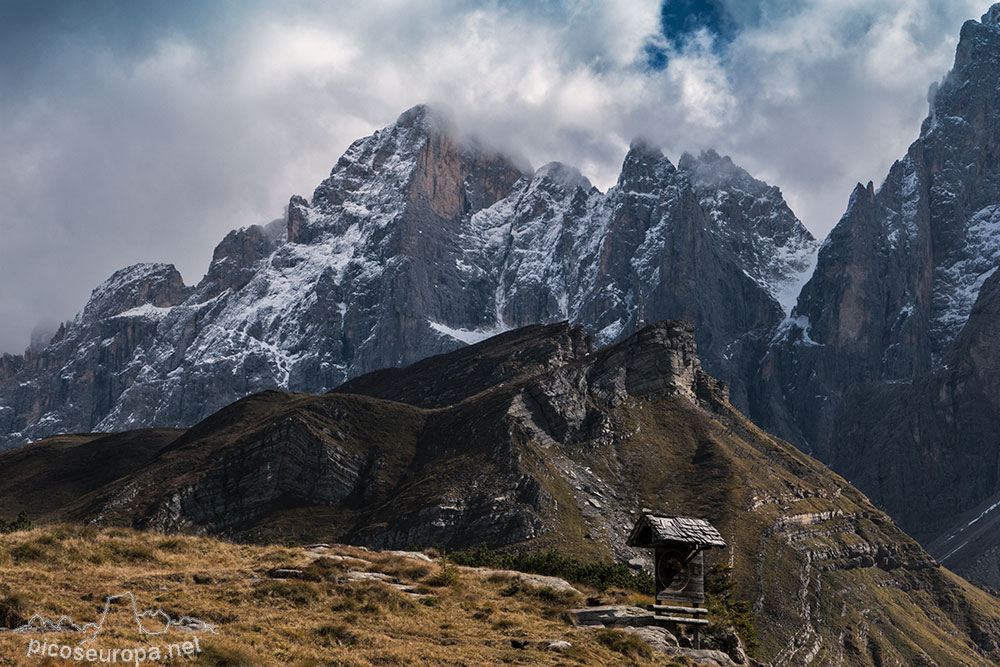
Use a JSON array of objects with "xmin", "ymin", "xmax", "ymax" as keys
[
  {"xmin": 666, "ymin": 31, "xmax": 735, "ymax": 128},
  {"xmin": 0, "ymin": 0, "xmax": 989, "ymax": 353},
  {"xmin": 241, "ymin": 24, "xmax": 359, "ymax": 92}
]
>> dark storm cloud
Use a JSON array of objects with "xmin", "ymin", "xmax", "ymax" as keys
[{"xmin": 0, "ymin": 0, "xmax": 987, "ymax": 353}]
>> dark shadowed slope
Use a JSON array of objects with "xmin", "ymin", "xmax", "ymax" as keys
[{"xmin": 754, "ymin": 4, "xmax": 1000, "ymax": 589}]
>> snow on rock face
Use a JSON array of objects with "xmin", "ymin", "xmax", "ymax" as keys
[
  {"xmin": 932, "ymin": 204, "xmax": 1000, "ymax": 346},
  {"xmin": 678, "ymin": 150, "xmax": 818, "ymax": 315},
  {"xmin": 760, "ymin": 3, "xmax": 1000, "ymax": 457},
  {"xmin": 749, "ymin": 7, "xmax": 1000, "ymax": 589},
  {"xmin": 80, "ymin": 263, "xmax": 189, "ymax": 323},
  {"xmin": 0, "ymin": 104, "xmax": 802, "ymax": 450}
]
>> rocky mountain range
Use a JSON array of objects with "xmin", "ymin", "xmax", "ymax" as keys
[
  {"xmin": 0, "ymin": 105, "xmax": 815, "ymax": 451},
  {"xmin": 752, "ymin": 4, "xmax": 1000, "ymax": 588},
  {"xmin": 5, "ymin": 0, "xmax": 1000, "ymax": 610},
  {"xmin": 3, "ymin": 320, "xmax": 1000, "ymax": 666}
]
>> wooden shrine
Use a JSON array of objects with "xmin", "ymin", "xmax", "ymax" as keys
[{"xmin": 626, "ymin": 512, "xmax": 726, "ymax": 647}]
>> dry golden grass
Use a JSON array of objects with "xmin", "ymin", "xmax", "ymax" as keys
[{"xmin": 0, "ymin": 526, "xmax": 696, "ymax": 666}]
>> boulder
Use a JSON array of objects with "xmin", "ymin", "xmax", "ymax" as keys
[{"xmin": 568, "ymin": 605, "xmax": 653, "ymax": 628}]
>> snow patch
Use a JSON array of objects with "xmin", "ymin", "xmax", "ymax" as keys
[
  {"xmin": 596, "ymin": 319, "xmax": 626, "ymax": 346},
  {"xmin": 931, "ymin": 204, "xmax": 1000, "ymax": 352},
  {"xmin": 968, "ymin": 500, "xmax": 1000, "ymax": 527},
  {"xmin": 774, "ymin": 316, "xmax": 823, "ymax": 347},
  {"xmin": 113, "ymin": 303, "xmax": 175, "ymax": 319},
  {"xmin": 428, "ymin": 320, "xmax": 508, "ymax": 345}
]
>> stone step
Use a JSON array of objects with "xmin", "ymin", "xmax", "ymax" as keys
[
  {"xmin": 653, "ymin": 615, "xmax": 709, "ymax": 626},
  {"xmin": 649, "ymin": 604, "xmax": 708, "ymax": 615}
]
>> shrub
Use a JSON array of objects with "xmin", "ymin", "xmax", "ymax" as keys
[
  {"xmin": 0, "ymin": 592, "xmax": 28, "ymax": 628},
  {"xmin": 499, "ymin": 581, "xmax": 522, "ymax": 597},
  {"xmin": 448, "ymin": 544, "xmax": 653, "ymax": 593},
  {"xmin": 425, "ymin": 559, "xmax": 461, "ymax": 587},
  {"xmin": 0, "ymin": 512, "xmax": 32, "ymax": 534},
  {"xmin": 705, "ymin": 564, "xmax": 759, "ymax": 655}
]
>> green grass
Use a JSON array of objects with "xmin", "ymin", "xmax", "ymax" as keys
[
  {"xmin": 448, "ymin": 544, "xmax": 653, "ymax": 593},
  {"xmin": 425, "ymin": 558, "xmax": 462, "ymax": 587},
  {"xmin": 0, "ymin": 511, "xmax": 32, "ymax": 534},
  {"xmin": 705, "ymin": 564, "xmax": 758, "ymax": 655}
]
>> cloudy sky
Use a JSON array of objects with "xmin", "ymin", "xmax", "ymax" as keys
[{"xmin": 0, "ymin": 0, "xmax": 988, "ymax": 353}]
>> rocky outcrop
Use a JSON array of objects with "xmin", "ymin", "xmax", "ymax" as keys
[
  {"xmin": 0, "ymin": 263, "xmax": 190, "ymax": 445},
  {"xmin": 198, "ymin": 220, "xmax": 284, "ymax": 297},
  {"xmin": 569, "ymin": 605, "xmax": 657, "ymax": 628}
]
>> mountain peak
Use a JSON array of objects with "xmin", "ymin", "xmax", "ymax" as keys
[
  {"xmin": 533, "ymin": 161, "xmax": 592, "ymax": 191},
  {"xmin": 0, "ymin": 103, "xmax": 814, "ymax": 455},
  {"xmin": 983, "ymin": 3, "xmax": 1000, "ymax": 26},
  {"xmin": 678, "ymin": 149, "xmax": 749, "ymax": 189},
  {"xmin": 618, "ymin": 139, "xmax": 671, "ymax": 193},
  {"xmin": 678, "ymin": 148, "xmax": 728, "ymax": 167},
  {"xmin": 81, "ymin": 263, "xmax": 188, "ymax": 323},
  {"xmin": 394, "ymin": 104, "xmax": 455, "ymax": 135},
  {"xmin": 626, "ymin": 137, "xmax": 663, "ymax": 159}
]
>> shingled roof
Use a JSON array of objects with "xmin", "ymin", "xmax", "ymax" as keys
[{"xmin": 626, "ymin": 513, "xmax": 726, "ymax": 549}]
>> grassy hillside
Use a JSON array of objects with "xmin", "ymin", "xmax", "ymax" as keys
[{"xmin": 0, "ymin": 526, "xmax": 696, "ymax": 666}]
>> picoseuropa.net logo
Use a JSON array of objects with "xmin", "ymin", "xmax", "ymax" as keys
[{"xmin": 15, "ymin": 591, "xmax": 218, "ymax": 665}]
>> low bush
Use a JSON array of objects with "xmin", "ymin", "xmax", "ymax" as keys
[
  {"xmin": 0, "ymin": 592, "xmax": 28, "ymax": 628},
  {"xmin": 0, "ymin": 512, "xmax": 32, "ymax": 534},
  {"xmin": 425, "ymin": 559, "xmax": 461, "ymax": 587},
  {"xmin": 705, "ymin": 564, "xmax": 759, "ymax": 655}
]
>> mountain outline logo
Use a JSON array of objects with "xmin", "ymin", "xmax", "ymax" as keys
[{"xmin": 14, "ymin": 591, "xmax": 217, "ymax": 646}]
